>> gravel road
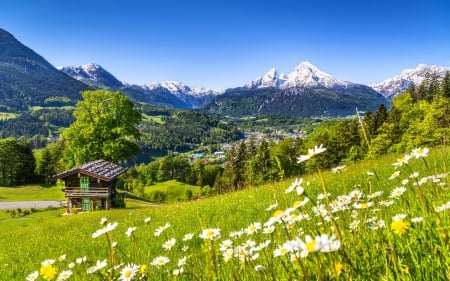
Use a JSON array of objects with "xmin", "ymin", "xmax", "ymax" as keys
[{"xmin": 0, "ymin": 201, "xmax": 65, "ymax": 210}]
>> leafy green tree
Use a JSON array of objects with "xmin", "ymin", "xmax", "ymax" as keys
[
  {"xmin": 34, "ymin": 142, "xmax": 65, "ymax": 184},
  {"xmin": 0, "ymin": 138, "xmax": 35, "ymax": 186},
  {"xmin": 416, "ymin": 96, "xmax": 450, "ymax": 147},
  {"xmin": 35, "ymin": 148, "xmax": 53, "ymax": 184},
  {"xmin": 61, "ymin": 90, "xmax": 141, "ymax": 168}
]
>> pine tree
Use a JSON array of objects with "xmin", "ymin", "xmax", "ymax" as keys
[{"xmin": 441, "ymin": 71, "xmax": 450, "ymax": 98}]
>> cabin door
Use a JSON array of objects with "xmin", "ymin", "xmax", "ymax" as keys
[{"xmin": 82, "ymin": 199, "xmax": 91, "ymax": 211}]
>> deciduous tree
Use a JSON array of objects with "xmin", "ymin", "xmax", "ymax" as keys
[{"xmin": 61, "ymin": 90, "xmax": 141, "ymax": 168}]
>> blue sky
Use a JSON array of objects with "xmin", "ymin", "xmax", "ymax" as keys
[{"xmin": 1, "ymin": 0, "xmax": 450, "ymax": 89}]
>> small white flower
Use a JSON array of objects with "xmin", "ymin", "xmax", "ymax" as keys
[
  {"xmin": 297, "ymin": 144, "xmax": 326, "ymax": 163},
  {"xmin": 151, "ymin": 256, "xmax": 170, "ymax": 268},
  {"xmin": 435, "ymin": 201, "xmax": 450, "ymax": 213},
  {"xmin": 182, "ymin": 233, "xmax": 194, "ymax": 241},
  {"xmin": 56, "ymin": 270, "xmax": 72, "ymax": 281},
  {"xmin": 119, "ymin": 264, "xmax": 139, "ymax": 281},
  {"xmin": 26, "ymin": 271, "xmax": 38, "ymax": 281},
  {"xmin": 411, "ymin": 147, "xmax": 429, "ymax": 159},
  {"xmin": 75, "ymin": 256, "xmax": 87, "ymax": 264},
  {"xmin": 177, "ymin": 256, "xmax": 187, "ymax": 267},
  {"xmin": 411, "ymin": 217, "xmax": 423, "ymax": 223},
  {"xmin": 393, "ymin": 154, "xmax": 411, "ymax": 169},
  {"xmin": 125, "ymin": 226, "xmax": 137, "ymax": 237},
  {"xmin": 390, "ymin": 186, "xmax": 407, "ymax": 199},
  {"xmin": 173, "ymin": 267, "xmax": 184, "ymax": 276},
  {"xmin": 389, "ymin": 171, "xmax": 401, "ymax": 180},
  {"xmin": 332, "ymin": 165, "xmax": 346, "ymax": 173},
  {"xmin": 392, "ymin": 214, "xmax": 407, "ymax": 221},
  {"xmin": 144, "ymin": 217, "xmax": 151, "ymax": 223},
  {"xmin": 266, "ymin": 201, "xmax": 278, "ymax": 211},
  {"xmin": 154, "ymin": 223, "xmax": 171, "ymax": 237},
  {"xmin": 162, "ymin": 238, "xmax": 176, "ymax": 251},
  {"xmin": 199, "ymin": 228, "xmax": 221, "ymax": 240},
  {"xmin": 87, "ymin": 259, "xmax": 107, "ymax": 274},
  {"xmin": 92, "ymin": 222, "xmax": 118, "ymax": 238},
  {"xmin": 41, "ymin": 259, "xmax": 55, "ymax": 266},
  {"xmin": 254, "ymin": 265, "xmax": 265, "ymax": 271},
  {"xmin": 244, "ymin": 222, "xmax": 262, "ymax": 235},
  {"xmin": 285, "ymin": 178, "xmax": 305, "ymax": 195}
]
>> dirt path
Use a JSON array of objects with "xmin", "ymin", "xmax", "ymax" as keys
[{"xmin": 0, "ymin": 201, "xmax": 65, "ymax": 210}]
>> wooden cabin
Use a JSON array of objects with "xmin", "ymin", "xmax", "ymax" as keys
[{"xmin": 53, "ymin": 160, "xmax": 126, "ymax": 213}]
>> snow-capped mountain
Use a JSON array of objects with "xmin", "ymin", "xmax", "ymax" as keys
[
  {"xmin": 140, "ymin": 80, "xmax": 223, "ymax": 109},
  {"xmin": 142, "ymin": 80, "xmax": 223, "ymax": 97},
  {"xmin": 370, "ymin": 64, "xmax": 450, "ymax": 98},
  {"xmin": 59, "ymin": 63, "xmax": 223, "ymax": 109},
  {"xmin": 58, "ymin": 63, "xmax": 124, "ymax": 89},
  {"xmin": 245, "ymin": 61, "xmax": 352, "ymax": 90},
  {"xmin": 244, "ymin": 68, "xmax": 287, "ymax": 88}
]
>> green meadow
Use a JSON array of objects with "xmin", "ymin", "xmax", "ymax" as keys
[
  {"xmin": 0, "ymin": 185, "xmax": 65, "ymax": 202},
  {"xmin": 0, "ymin": 146, "xmax": 449, "ymax": 280}
]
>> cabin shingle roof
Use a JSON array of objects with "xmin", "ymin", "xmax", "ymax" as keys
[{"xmin": 52, "ymin": 159, "xmax": 126, "ymax": 182}]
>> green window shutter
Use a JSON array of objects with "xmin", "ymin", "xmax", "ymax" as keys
[{"xmin": 80, "ymin": 176, "xmax": 90, "ymax": 192}]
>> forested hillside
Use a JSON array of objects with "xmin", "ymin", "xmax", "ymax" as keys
[
  {"xmin": 137, "ymin": 106, "xmax": 243, "ymax": 160},
  {"xmin": 203, "ymin": 85, "xmax": 388, "ymax": 117},
  {"xmin": 0, "ymin": 28, "xmax": 88, "ymax": 111}
]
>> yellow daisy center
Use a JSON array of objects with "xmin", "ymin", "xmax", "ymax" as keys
[{"xmin": 306, "ymin": 240, "xmax": 318, "ymax": 252}]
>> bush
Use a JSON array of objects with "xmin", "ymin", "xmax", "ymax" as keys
[{"xmin": 146, "ymin": 190, "xmax": 167, "ymax": 203}]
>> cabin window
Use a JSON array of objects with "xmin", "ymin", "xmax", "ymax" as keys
[{"xmin": 80, "ymin": 176, "xmax": 90, "ymax": 192}]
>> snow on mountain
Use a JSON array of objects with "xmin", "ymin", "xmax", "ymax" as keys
[
  {"xmin": 58, "ymin": 63, "xmax": 123, "ymax": 89},
  {"xmin": 282, "ymin": 61, "xmax": 352, "ymax": 89},
  {"xmin": 244, "ymin": 68, "xmax": 286, "ymax": 88},
  {"xmin": 142, "ymin": 80, "xmax": 223, "ymax": 97},
  {"xmin": 245, "ymin": 61, "xmax": 352, "ymax": 90},
  {"xmin": 370, "ymin": 64, "xmax": 450, "ymax": 98}
]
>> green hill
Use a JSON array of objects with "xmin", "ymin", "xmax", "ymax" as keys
[{"xmin": 143, "ymin": 180, "xmax": 201, "ymax": 203}]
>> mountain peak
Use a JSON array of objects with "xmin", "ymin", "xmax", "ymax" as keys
[
  {"xmin": 295, "ymin": 61, "xmax": 318, "ymax": 70},
  {"xmin": 245, "ymin": 61, "xmax": 351, "ymax": 90},
  {"xmin": 58, "ymin": 63, "xmax": 123, "ymax": 89},
  {"xmin": 282, "ymin": 61, "xmax": 351, "ymax": 89}
]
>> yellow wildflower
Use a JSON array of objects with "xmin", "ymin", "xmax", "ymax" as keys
[
  {"xmin": 391, "ymin": 219, "xmax": 409, "ymax": 235},
  {"xmin": 40, "ymin": 264, "xmax": 57, "ymax": 281},
  {"xmin": 335, "ymin": 263, "xmax": 344, "ymax": 275}
]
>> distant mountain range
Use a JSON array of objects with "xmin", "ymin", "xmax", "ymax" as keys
[{"xmin": 1, "ymin": 27, "xmax": 449, "ymax": 117}]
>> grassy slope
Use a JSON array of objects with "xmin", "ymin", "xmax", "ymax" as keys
[
  {"xmin": 0, "ymin": 185, "xmax": 65, "ymax": 202},
  {"xmin": 0, "ymin": 147, "xmax": 448, "ymax": 280},
  {"xmin": 145, "ymin": 180, "xmax": 201, "ymax": 203}
]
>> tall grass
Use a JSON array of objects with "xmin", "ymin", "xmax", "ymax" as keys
[{"xmin": 0, "ymin": 146, "xmax": 449, "ymax": 280}]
